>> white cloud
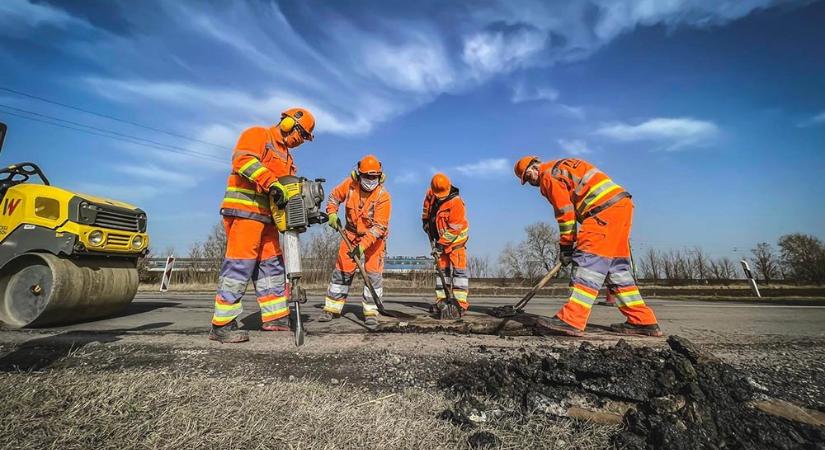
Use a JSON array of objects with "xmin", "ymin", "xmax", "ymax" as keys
[
  {"xmin": 394, "ymin": 170, "xmax": 420, "ymax": 185},
  {"xmin": 455, "ymin": 158, "xmax": 510, "ymax": 177},
  {"xmin": 798, "ymin": 111, "xmax": 825, "ymax": 128},
  {"xmin": 114, "ymin": 164, "xmax": 198, "ymax": 189},
  {"xmin": 0, "ymin": 0, "xmax": 89, "ymax": 34},
  {"xmin": 462, "ymin": 26, "xmax": 547, "ymax": 78},
  {"xmin": 596, "ymin": 117, "xmax": 719, "ymax": 150},
  {"xmin": 511, "ymin": 81, "xmax": 559, "ymax": 103},
  {"xmin": 557, "ymin": 138, "xmax": 591, "ymax": 156}
]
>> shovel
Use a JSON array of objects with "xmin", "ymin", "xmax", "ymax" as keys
[
  {"xmin": 336, "ymin": 227, "xmax": 397, "ymax": 319},
  {"xmin": 490, "ymin": 261, "xmax": 563, "ymax": 318},
  {"xmin": 430, "ymin": 242, "xmax": 463, "ymax": 320}
]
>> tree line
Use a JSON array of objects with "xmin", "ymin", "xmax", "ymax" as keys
[{"xmin": 141, "ymin": 222, "xmax": 825, "ymax": 285}]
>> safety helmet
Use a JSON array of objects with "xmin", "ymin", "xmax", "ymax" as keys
[
  {"xmin": 357, "ymin": 154, "xmax": 382, "ymax": 175},
  {"xmin": 279, "ymin": 107, "xmax": 315, "ymax": 141},
  {"xmin": 514, "ymin": 155, "xmax": 539, "ymax": 185},
  {"xmin": 431, "ymin": 173, "xmax": 451, "ymax": 199}
]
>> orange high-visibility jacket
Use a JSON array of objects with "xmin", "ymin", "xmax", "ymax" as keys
[
  {"xmin": 326, "ymin": 178, "xmax": 391, "ymax": 250},
  {"xmin": 220, "ymin": 126, "xmax": 296, "ymax": 223},
  {"xmin": 538, "ymin": 158, "xmax": 630, "ymax": 246},
  {"xmin": 421, "ymin": 188, "xmax": 469, "ymax": 251}
]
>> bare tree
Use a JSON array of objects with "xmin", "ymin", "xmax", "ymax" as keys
[
  {"xmin": 709, "ymin": 257, "xmax": 736, "ymax": 280},
  {"xmin": 751, "ymin": 242, "xmax": 780, "ymax": 282},
  {"xmin": 468, "ymin": 255, "xmax": 491, "ymax": 278},
  {"xmin": 497, "ymin": 242, "xmax": 525, "ymax": 278},
  {"xmin": 778, "ymin": 233, "xmax": 825, "ymax": 284},
  {"xmin": 690, "ymin": 246, "xmax": 710, "ymax": 281},
  {"xmin": 638, "ymin": 248, "xmax": 662, "ymax": 280},
  {"xmin": 522, "ymin": 222, "xmax": 559, "ymax": 273},
  {"xmin": 497, "ymin": 222, "xmax": 560, "ymax": 281},
  {"xmin": 301, "ymin": 228, "xmax": 340, "ymax": 283}
]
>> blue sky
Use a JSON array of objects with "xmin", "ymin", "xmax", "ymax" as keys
[{"xmin": 1, "ymin": 0, "xmax": 823, "ymax": 262}]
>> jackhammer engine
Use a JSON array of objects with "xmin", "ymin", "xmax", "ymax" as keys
[{"xmin": 272, "ymin": 176, "xmax": 327, "ymax": 346}]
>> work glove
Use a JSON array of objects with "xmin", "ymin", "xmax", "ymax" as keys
[
  {"xmin": 269, "ymin": 182, "xmax": 290, "ymax": 208},
  {"xmin": 328, "ymin": 212, "xmax": 341, "ymax": 231},
  {"xmin": 422, "ymin": 220, "xmax": 431, "ymax": 235},
  {"xmin": 559, "ymin": 244, "xmax": 574, "ymax": 267},
  {"xmin": 348, "ymin": 244, "xmax": 365, "ymax": 260},
  {"xmin": 435, "ymin": 242, "xmax": 446, "ymax": 253}
]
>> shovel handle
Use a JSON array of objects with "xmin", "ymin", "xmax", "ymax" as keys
[
  {"xmin": 513, "ymin": 261, "xmax": 563, "ymax": 310},
  {"xmin": 337, "ymin": 228, "xmax": 385, "ymax": 310}
]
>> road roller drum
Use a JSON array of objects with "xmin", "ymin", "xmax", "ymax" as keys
[{"xmin": 0, "ymin": 253, "xmax": 138, "ymax": 327}]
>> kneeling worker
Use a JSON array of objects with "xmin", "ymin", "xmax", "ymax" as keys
[
  {"xmin": 513, "ymin": 156, "xmax": 662, "ymax": 337},
  {"xmin": 422, "ymin": 173, "xmax": 470, "ymax": 315},
  {"xmin": 320, "ymin": 155, "xmax": 392, "ymax": 327}
]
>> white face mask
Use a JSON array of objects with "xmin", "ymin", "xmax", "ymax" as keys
[{"xmin": 360, "ymin": 177, "xmax": 379, "ymax": 192}]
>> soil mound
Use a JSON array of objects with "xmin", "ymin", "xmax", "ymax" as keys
[{"xmin": 440, "ymin": 336, "xmax": 825, "ymax": 449}]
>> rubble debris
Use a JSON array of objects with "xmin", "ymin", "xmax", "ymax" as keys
[{"xmin": 439, "ymin": 336, "xmax": 825, "ymax": 449}]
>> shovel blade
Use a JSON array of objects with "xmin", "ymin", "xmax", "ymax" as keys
[{"xmin": 490, "ymin": 305, "xmax": 519, "ymax": 318}]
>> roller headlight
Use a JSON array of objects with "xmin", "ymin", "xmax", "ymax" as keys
[
  {"xmin": 88, "ymin": 230, "xmax": 104, "ymax": 246},
  {"xmin": 131, "ymin": 235, "xmax": 144, "ymax": 249}
]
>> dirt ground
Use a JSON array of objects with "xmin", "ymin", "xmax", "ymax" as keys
[{"xmin": 1, "ymin": 295, "xmax": 824, "ymax": 449}]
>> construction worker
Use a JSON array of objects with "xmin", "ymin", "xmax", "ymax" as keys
[
  {"xmin": 422, "ymin": 173, "xmax": 470, "ymax": 316},
  {"xmin": 320, "ymin": 155, "xmax": 391, "ymax": 328},
  {"xmin": 513, "ymin": 156, "xmax": 662, "ymax": 337},
  {"xmin": 209, "ymin": 108, "xmax": 315, "ymax": 343}
]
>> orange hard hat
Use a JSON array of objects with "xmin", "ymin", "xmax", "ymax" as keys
[
  {"xmin": 514, "ymin": 155, "xmax": 539, "ymax": 185},
  {"xmin": 431, "ymin": 173, "xmax": 451, "ymax": 198},
  {"xmin": 358, "ymin": 154, "xmax": 382, "ymax": 175},
  {"xmin": 281, "ymin": 107, "xmax": 315, "ymax": 140}
]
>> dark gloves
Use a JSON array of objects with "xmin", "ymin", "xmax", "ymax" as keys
[
  {"xmin": 559, "ymin": 244, "xmax": 574, "ymax": 266},
  {"xmin": 269, "ymin": 182, "xmax": 289, "ymax": 208}
]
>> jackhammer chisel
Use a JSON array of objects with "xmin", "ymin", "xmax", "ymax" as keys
[
  {"xmin": 490, "ymin": 261, "xmax": 563, "ymax": 318},
  {"xmin": 430, "ymin": 242, "xmax": 463, "ymax": 320},
  {"xmin": 336, "ymin": 226, "xmax": 396, "ymax": 320}
]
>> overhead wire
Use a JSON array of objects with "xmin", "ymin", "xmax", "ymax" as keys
[
  {"xmin": 0, "ymin": 86, "xmax": 225, "ymax": 149},
  {"xmin": 0, "ymin": 103, "xmax": 226, "ymax": 163}
]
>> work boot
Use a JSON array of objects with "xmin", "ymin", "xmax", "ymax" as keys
[
  {"xmin": 317, "ymin": 311, "xmax": 339, "ymax": 322},
  {"xmin": 610, "ymin": 322, "xmax": 663, "ymax": 337},
  {"xmin": 208, "ymin": 320, "xmax": 249, "ymax": 343},
  {"xmin": 364, "ymin": 316, "xmax": 378, "ymax": 329},
  {"xmin": 534, "ymin": 316, "xmax": 584, "ymax": 337},
  {"xmin": 261, "ymin": 318, "xmax": 289, "ymax": 331}
]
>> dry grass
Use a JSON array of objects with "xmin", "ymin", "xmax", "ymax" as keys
[{"xmin": 0, "ymin": 369, "xmax": 615, "ymax": 450}]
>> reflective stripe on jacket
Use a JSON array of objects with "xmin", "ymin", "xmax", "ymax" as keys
[
  {"xmin": 220, "ymin": 126, "xmax": 296, "ymax": 223},
  {"xmin": 326, "ymin": 177, "xmax": 391, "ymax": 249},
  {"xmin": 539, "ymin": 158, "xmax": 628, "ymax": 246},
  {"xmin": 422, "ymin": 187, "xmax": 469, "ymax": 251}
]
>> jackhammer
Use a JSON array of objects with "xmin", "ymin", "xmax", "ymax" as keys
[{"xmin": 272, "ymin": 176, "xmax": 327, "ymax": 346}]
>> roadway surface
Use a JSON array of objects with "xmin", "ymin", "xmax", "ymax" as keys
[{"xmin": 2, "ymin": 293, "xmax": 823, "ymax": 344}]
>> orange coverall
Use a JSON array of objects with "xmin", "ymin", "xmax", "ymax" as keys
[
  {"xmin": 538, "ymin": 158, "xmax": 658, "ymax": 330},
  {"xmin": 212, "ymin": 126, "xmax": 294, "ymax": 326},
  {"xmin": 323, "ymin": 178, "xmax": 391, "ymax": 318},
  {"xmin": 422, "ymin": 187, "xmax": 470, "ymax": 309}
]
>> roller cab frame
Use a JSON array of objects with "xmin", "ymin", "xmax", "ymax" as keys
[{"xmin": 0, "ymin": 122, "xmax": 150, "ymax": 327}]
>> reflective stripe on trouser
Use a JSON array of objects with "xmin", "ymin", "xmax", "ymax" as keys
[
  {"xmin": 212, "ymin": 217, "xmax": 285, "ymax": 326},
  {"xmin": 435, "ymin": 248, "xmax": 469, "ymax": 310},
  {"xmin": 555, "ymin": 197, "xmax": 657, "ymax": 330},
  {"xmin": 324, "ymin": 237, "xmax": 386, "ymax": 316},
  {"xmin": 324, "ymin": 269, "xmax": 354, "ymax": 314}
]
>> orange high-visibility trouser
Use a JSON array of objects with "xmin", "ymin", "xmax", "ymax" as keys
[
  {"xmin": 323, "ymin": 231, "xmax": 385, "ymax": 317},
  {"xmin": 211, "ymin": 217, "xmax": 288, "ymax": 326},
  {"xmin": 555, "ymin": 197, "xmax": 658, "ymax": 330},
  {"xmin": 436, "ymin": 246, "xmax": 469, "ymax": 310}
]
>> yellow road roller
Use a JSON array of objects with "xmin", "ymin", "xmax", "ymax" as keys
[{"xmin": 0, "ymin": 122, "xmax": 149, "ymax": 327}]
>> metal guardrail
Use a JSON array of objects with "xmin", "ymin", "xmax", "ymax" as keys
[{"xmin": 145, "ymin": 257, "xmax": 436, "ymax": 273}]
